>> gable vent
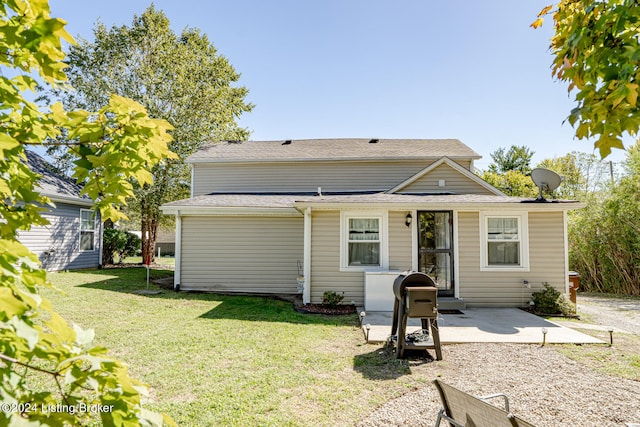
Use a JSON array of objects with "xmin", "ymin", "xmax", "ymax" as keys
[
  {"xmin": 282, "ymin": 140, "xmax": 292, "ymax": 145},
  {"xmin": 369, "ymin": 138, "xmax": 379, "ymax": 144},
  {"xmin": 227, "ymin": 140, "xmax": 242, "ymax": 144}
]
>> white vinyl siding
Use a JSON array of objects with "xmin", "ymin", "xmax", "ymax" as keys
[
  {"xmin": 457, "ymin": 211, "xmax": 566, "ymax": 307},
  {"xmin": 179, "ymin": 216, "xmax": 303, "ymax": 293},
  {"xmin": 398, "ymin": 163, "xmax": 495, "ymax": 195}
]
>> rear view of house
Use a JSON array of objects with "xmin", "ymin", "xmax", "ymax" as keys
[
  {"xmin": 18, "ymin": 151, "xmax": 102, "ymax": 270},
  {"xmin": 161, "ymin": 138, "xmax": 582, "ymax": 309}
]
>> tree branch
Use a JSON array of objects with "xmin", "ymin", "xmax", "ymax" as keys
[{"xmin": 0, "ymin": 352, "xmax": 59, "ymax": 376}]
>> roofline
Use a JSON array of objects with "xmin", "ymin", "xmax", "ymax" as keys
[
  {"xmin": 187, "ymin": 155, "xmax": 482, "ymax": 164},
  {"xmin": 160, "ymin": 200, "xmax": 585, "ymax": 215},
  {"xmin": 292, "ymin": 201, "xmax": 585, "ymax": 211},
  {"xmin": 386, "ymin": 157, "xmax": 505, "ymax": 196},
  {"xmin": 46, "ymin": 194, "xmax": 93, "ymax": 207},
  {"xmin": 160, "ymin": 206, "xmax": 302, "ymax": 217}
]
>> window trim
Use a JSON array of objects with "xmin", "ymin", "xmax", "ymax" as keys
[
  {"xmin": 79, "ymin": 209, "xmax": 96, "ymax": 252},
  {"xmin": 479, "ymin": 212, "xmax": 529, "ymax": 272},
  {"xmin": 340, "ymin": 210, "xmax": 388, "ymax": 272}
]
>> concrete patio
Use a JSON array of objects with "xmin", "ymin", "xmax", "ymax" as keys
[{"xmin": 361, "ymin": 308, "xmax": 603, "ymax": 344}]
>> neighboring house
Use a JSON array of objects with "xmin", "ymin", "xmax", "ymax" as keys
[
  {"xmin": 161, "ymin": 138, "xmax": 582, "ymax": 309},
  {"xmin": 18, "ymin": 151, "xmax": 102, "ymax": 271},
  {"xmin": 156, "ymin": 228, "xmax": 176, "ymax": 255}
]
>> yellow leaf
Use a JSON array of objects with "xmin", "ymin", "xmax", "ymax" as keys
[
  {"xmin": 538, "ymin": 5, "xmax": 553, "ymax": 17},
  {"xmin": 530, "ymin": 17, "xmax": 544, "ymax": 29}
]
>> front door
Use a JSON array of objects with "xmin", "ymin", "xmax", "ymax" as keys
[{"xmin": 418, "ymin": 211, "xmax": 454, "ymax": 297}]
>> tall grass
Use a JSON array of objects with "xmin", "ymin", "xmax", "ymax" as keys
[{"xmin": 569, "ymin": 146, "xmax": 640, "ymax": 296}]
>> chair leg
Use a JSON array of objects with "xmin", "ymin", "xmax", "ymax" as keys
[{"xmin": 434, "ymin": 408, "xmax": 444, "ymax": 427}]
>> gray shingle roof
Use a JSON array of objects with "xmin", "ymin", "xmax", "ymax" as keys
[
  {"xmin": 187, "ymin": 138, "xmax": 481, "ymax": 163},
  {"xmin": 161, "ymin": 192, "xmax": 582, "ymax": 210},
  {"xmin": 25, "ymin": 151, "xmax": 89, "ymax": 203},
  {"xmin": 162, "ymin": 194, "xmax": 302, "ymax": 208}
]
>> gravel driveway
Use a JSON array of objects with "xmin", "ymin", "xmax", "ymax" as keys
[
  {"xmin": 578, "ymin": 294, "xmax": 640, "ymax": 335},
  {"xmin": 357, "ymin": 294, "xmax": 640, "ymax": 427}
]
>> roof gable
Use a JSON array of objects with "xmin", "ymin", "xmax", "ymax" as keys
[
  {"xmin": 387, "ymin": 157, "xmax": 505, "ymax": 196},
  {"xmin": 25, "ymin": 151, "xmax": 90, "ymax": 205},
  {"xmin": 188, "ymin": 138, "xmax": 481, "ymax": 163}
]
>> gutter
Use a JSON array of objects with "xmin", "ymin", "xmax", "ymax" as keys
[{"xmin": 292, "ymin": 201, "xmax": 586, "ymax": 211}]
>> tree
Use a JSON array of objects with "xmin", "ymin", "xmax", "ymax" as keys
[
  {"xmin": 536, "ymin": 151, "xmax": 613, "ymax": 199},
  {"xmin": 53, "ymin": 6, "xmax": 253, "ymax": 263},
  {"xmin": 533, "ymin": 2, "xmax": 640, "ymax": 158},
  {"xmin": 478, "ymin": 170, "xmax": 539, "ymax": 197},
  {"xmin": 568, "ymin": 143, "xmax": 640, "ymax": 295},
  {"xmin": 488, "ymin": 145, "xmax": 535, "ymax": 175},
  {"xmin": 478, "ymin": 145, "xmax": 537, "ymax": 197},
  {"xmin": 1, "ymin": 0, "xmax": 175, "ymax": 424}
]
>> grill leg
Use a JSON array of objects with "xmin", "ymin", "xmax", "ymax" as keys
[
  {"xmin": 391, "ymin": 298, "xmax": 400, "ymax": 337},
  {"xmin": 430, "ymin": 318, "xmax": 442, "ymax": 361},
  {"xmin": 395, "ymin": 304, "xmax": 406, "ymax": 359}
]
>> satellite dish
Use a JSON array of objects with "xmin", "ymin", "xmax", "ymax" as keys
[{"xmin": 531, "ymin": 168, "xmax": 562, "ymax": 201}]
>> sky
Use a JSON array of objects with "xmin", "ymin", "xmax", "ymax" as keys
[{"xmin": 48, "ymin": 0, "xmax": 629, "ymax": 169}]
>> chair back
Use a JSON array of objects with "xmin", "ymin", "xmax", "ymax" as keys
[{"xmin": 433, "ymin": 380, "xmax": 536, "ymax": 427}]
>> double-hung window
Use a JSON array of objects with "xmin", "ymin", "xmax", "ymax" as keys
[
  {"xmin": 80, "ymin": 209, "xmax": 95, "ymax": 251},
  {"xmin": 340, "ymin": 211, "xmax": 388, "ymax": 271},
  {"xmin": 480, "ymin": 212, "xmax": 529, "ymax": 271}
]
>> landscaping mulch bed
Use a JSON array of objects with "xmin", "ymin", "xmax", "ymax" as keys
[{"xmin": 294, "ymin": 303, "xmax": 357, "ymax": 315}]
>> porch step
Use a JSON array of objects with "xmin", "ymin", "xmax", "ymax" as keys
[{"xmin": 438, "ymin": 297, "xmax": 466, "ymax": 311}]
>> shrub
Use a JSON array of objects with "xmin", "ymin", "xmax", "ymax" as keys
[
  {"xmin": 531, "ymin": 282, "xmax": 575, "ymax": 316},
  {"xmin": 322, "ymin": 290, "xmax": 344, "ymax": 307},
  {"xmin": 103, "ymin": 228, "xmax": 141, "ymax": 264}
]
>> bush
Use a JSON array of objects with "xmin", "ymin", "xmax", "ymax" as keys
[
  {"xmin": 531, "ymin": 282, "xmax": 575, "ymax": 316},
  {"xmin": 103, "ymin": 228, "xmax": 141, "ymax": 264},
  {"xmin": 322, "ymin": 291, "xmax": 344, "ymax": 307}
]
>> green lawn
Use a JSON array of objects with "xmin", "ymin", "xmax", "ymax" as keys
[
  {"xmin": 122, "ymin": 256, "xmax": 175, "ymax": 267},
  {"xmin": 43, "ymin": 268, "xmax": 432, "ymax": 426}
]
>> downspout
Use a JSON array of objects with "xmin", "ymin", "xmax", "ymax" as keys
[
  {"xmin": 303, "ymin": 207, "xmax": 312, "ymax": 304},
  {"xmin": 174, "ymin": 211, "xmax": 182, "ymax": 291}
]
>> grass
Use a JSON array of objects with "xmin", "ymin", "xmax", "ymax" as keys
[
  {"xmin": 39, "ymin": 269, "xmax": 640, "ymax": 424},
  {"xmin": 545, "ymin": 316, "xmax": 640, "ymax": 381},
  {"xmin": 555, "ymin": 330, "xmax": 640, "ymax": 380},
  {"xmin": 122, "ymin": 256, "xmax": 175, "ymax": 267},
  {"xmin": 43, "ymin": 267, "xmax": 435, "ymax": 426}
]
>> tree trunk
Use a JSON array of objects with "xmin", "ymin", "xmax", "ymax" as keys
[
  {"xmin": 101, "ymin": 219, "xmax": 115, "ymax": 266},
  {"xmin": 141, "ymin": 217, "xmax": 159, "ymax": 265}
]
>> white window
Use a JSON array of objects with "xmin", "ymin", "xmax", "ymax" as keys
[
  {"xmin": 480, "ymin": 212, "xmax": 529, "ymax": 271},
  {"xmin": 340, "ymin": 211, "xmax": 388, "ymax": 271},
  {"xmin": 80, "ymin": 209, "xmax": 95, "ymax": 251}
]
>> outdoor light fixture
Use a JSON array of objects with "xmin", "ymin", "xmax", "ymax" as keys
[
  {"xmin": 541, "ymin": 327, "xmax": 548, "ymax": 347},
  {"xmin": 405, "ymin": 213, "xmax": 413, "ymax": 227},
  {"xmin": 608, "ymin": 327, "xmax": 614, "ymax": 346},
  {"xmin": 359, "ymin": 311, "xmax": 366, "ymax": 326},
  {"xmin": 365, "ymin": 324, "xmax": 371, "ymax": 343}
]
